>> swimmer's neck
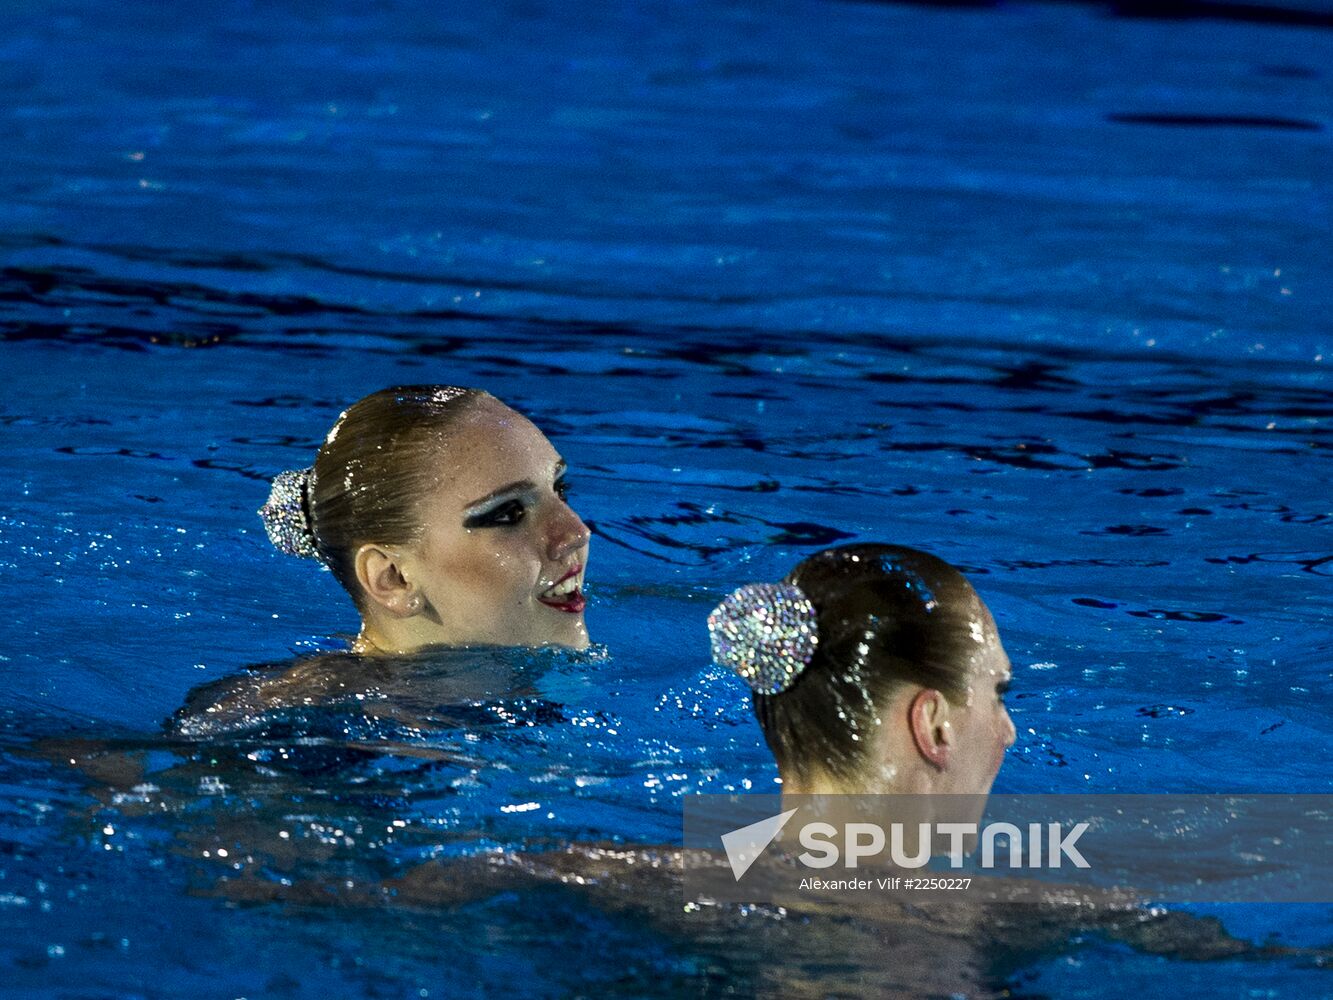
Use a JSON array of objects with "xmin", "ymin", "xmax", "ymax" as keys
[
  {"xmin": 353, "ymin": 620, "xmax": 592, "ymax": 656},
  {"xmin": 355, "ymin": 609, "xmax": 465, "ymax": 655},
  {"xmin": 776, "ymin": 766, "xmax": 960, "ymax": 854},
  {"xmin": 778, "ymin": 764, "xmax": 939, "ymax": 802},
  {"xmin": 352, "ymin": 625, "xmax": 399, "ymax": 656}
]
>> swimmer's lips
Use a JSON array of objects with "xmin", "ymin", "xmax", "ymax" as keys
[
  {"xmin": 538, "ymin": 589, "xmax": 586, "ymax": 614},
  {"xmin": 537, "ymin": 565, "xmax": 586, "ymax": 614}
]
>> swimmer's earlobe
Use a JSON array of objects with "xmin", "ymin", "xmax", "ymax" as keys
[
  {"xmin": 353, "ymin": 543, "xmax": 420, "ymax": 618},
  {"xmin": 908, "ymin": 688, "xmax": 951, "ymax": 770}
]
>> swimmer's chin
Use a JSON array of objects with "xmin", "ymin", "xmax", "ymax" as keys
[{"xmin": 562, "ymin": 618, "xmax": 591, "ymax": 651}]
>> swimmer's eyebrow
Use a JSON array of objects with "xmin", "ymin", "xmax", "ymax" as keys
[{"xmin": 462, "ymin": 459, "xmax": 567, "ymax": 510}]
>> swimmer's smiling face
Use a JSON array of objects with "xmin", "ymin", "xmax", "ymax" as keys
[
  {"xmin": 417, "ymin": 396, "xmax": 591, "ymax": 648},
  {"xmin": 355, "ymin": 395, "xmax": 591, "ymax": 651}
]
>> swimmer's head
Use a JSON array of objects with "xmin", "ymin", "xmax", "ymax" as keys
[
  {"xmin": 710, "ymin": 544, "xmax": 1015, "ymax": 796},
  {"xmin": 260, "ymin": 386, "xmax": 591, "ymax": 652}
]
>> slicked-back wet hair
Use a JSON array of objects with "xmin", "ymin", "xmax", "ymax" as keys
[
  {"xmin": 753, "ymin": 544, "xmax": 982, "ymax": 788},
  {"xmin": 307, "ymin": 385, "xmax": 486, "ymax": 603}
]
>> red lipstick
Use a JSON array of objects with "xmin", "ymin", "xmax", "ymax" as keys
[
  {"xmin": 538, "ymin": 565, "xmax": 585, "ymax": 614},
  {"xmin": 538, "ymin": 591, "xmax": 586, "ymax": 613}
]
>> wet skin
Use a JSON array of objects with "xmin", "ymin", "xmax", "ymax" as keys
[
  {"xmin": 359, "ymin": 396, "xmax": 592, "ymax": 652},
  {"xmin": 938, "ymin": 600, "xmax": 1017, "ymax": 797}
]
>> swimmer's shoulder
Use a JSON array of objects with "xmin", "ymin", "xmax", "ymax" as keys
[{"xmin": 168, "ymin": 650, "xmax": 368, "ymax": 737}]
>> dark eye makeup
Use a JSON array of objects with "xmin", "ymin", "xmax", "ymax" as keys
[
  {"xmin": 465, "ymin": 498, "xmax": 526, "ymax": 529},
  {"xmin": 464, "ymin": 474, "xmax": 572, "ymax": 530}
]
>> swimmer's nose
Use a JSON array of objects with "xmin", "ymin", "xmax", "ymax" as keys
[
  {"xmin": 548, "ymin": 501, "xmax": 591, "ymax": 561},
  {"xmin": 1002, "ymin": 706, "xmax": 1017, "ymax": 749}
]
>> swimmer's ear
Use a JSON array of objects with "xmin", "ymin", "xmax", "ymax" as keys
[
  {"xmin": 354, "ymin": 543, "xmax": 420, "ymax": 617},
  {"xmin": 907, "ymin": 688, "xmax": 952, "ymax": 770}
]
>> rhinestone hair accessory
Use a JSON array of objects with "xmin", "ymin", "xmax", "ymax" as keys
[
  {"xmin": 258, "ymin": 467, "xmax": 321, "ymax": 560},
  {"xmin": 708, "ymin": 583, "xmax": 820, "ymax": 695}
]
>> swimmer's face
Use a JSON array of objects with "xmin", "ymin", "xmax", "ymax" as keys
[
  {"xmin": 940, "ymin": 598, "xmax": 1016, "ymax": 796},
  {"xmin": 404, "ymin": 396, "xmax": 591, "ymax": 649}
]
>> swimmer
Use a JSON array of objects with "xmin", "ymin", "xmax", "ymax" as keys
[
  {"xmin": 135, "ymin": 537, "xmax": 1280, "ymax": 993},
  {"xmin": 259, "ymin": 385, "xmax": 591, "ymax": 654},
  {"xmin": 709, "ymin": 543, "xmax": 1015, "ymax": 806}
]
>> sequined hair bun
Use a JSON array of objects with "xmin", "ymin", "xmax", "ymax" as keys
[
  {"xmin": 258, "ymin": 467, "xmax": 321, "ymax": 560},
  {"xmin": 708, "ymin": 582, "xmax": 820, "ymax": 695}
]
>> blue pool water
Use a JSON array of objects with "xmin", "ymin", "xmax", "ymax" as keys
[{"xmin": 1, "ymin": 0, "xmax": 1330, "ymax": 996}]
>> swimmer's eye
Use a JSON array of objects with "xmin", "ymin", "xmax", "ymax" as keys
[
  {"xmin": 996, "ymin": 680, "xmax": 1012, "ymax": 703},
  {"xmin": 465, "ymin": 499, "xmax": 526, "ymax": 529},
  {"xmin": 554, "ymin": 476, "xmax": 571, "ymax": 502}
]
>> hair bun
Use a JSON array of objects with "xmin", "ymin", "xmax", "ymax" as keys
[
  {"xmin": 707, "ymin": 582, "xmax": 819, "ymax": 695},
  {"xmin": 258, "ymin": 467, "xmax": 321, "ymax": 560}
]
